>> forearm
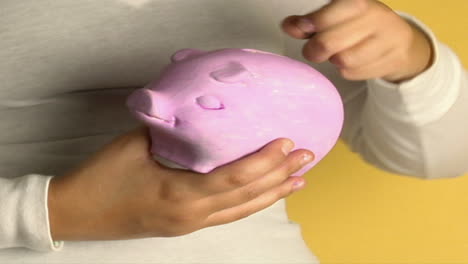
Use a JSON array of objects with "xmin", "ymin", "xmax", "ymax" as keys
[{"xmin": 344, "ymin": 15, "xmax": 468, "ymax": 178}]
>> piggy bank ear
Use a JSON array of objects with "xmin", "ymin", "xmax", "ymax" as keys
[
  {"xmin": 210, "ymin": 62, "xmax": 251, "ymax": 83},
  {"xmin": 171, "ymin": 49, "xmax": 205, "ymax": 62}
]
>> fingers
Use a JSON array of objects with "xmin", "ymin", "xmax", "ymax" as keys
[
  {"xmin": 302, "ymin": 0, "xmax": 368, "ymax": 32},
  {"xmin": 281, "ymin": 1, "xmax": 426, "ymax": 81},
  {"xmin": 282, "ymin": 0, "xmax": 376, "ymax": 65},
  {"xmin": 203, "ymin": 176, "xmax": 306, "ymax": 227},
  {"xmin": 338, "ymin": 49, "xmax": 402, "ymax": 81},
  {"xmin": 201, "ymin": 149, "xmax": 314, "ymax": 213},
  {"xmin": 282, "ymin": 0, "xmax": 369, "ymax": 38},
  {"xmin": 197, "ymin": 138, "xmax": 295, "ymax": 193},
  {"xmin": 328, "ymin": 35, "xmax": 389, "ymax": 69},
  {"xmin": 302, "ymin": 17, "xmax": 375, "ymax": 63}
]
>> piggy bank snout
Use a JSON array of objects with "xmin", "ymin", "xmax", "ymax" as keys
[{"xmin": 126, "ymin": 89, "xmax": 173, "ymax": 122}]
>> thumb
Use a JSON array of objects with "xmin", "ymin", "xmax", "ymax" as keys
[{"xmin": 107, "ymin": 126, "xmax": 153, "ymax": 157}]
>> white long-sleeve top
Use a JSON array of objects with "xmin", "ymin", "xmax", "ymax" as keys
[{"xmin": 0, "ymin": 0, "xmax": 466, "ymax": 263}]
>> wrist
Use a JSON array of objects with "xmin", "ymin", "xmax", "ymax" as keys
[
  {"xmin": 383, "ymin": 20, "xmax": 434, "ymax": 83},
  {"xmin": 47, "ymin": 177, "xmax": 67, "ymax": 241},
  {"xmin": 47, "ymin": 175, "xmax": 90, "ymax": 241},
  {"xmin": 47, "ymin": 173, "xmax": 149, "ymax": 241}
]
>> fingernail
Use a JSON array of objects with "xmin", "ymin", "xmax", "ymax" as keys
[
  {"xmin": 281, "ymin": 140, "xmax": 294, "ymax": 155},
  {"xmin": 296, "ymin": 18, "xmax": 316, "ymax": 33},
  {"xmin": 301, "ymin": 153, "xmax": 314, "ymax": 165},
  {"xmin": 292, "ymin": 180, "xmax": 305, "ymax": 191}
]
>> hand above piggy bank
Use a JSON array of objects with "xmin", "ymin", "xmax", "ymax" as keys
[{"xmin": 126, "ymin": 48, "xmax": 344, "ymax": 176}]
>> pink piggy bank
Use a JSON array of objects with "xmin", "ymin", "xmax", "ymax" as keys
[{"xmin": 127, "ymin": 48, "xmax": 343, "ymax": 176}]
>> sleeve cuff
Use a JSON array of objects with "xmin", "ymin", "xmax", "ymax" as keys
[
  {"xmin": 1, "ymin": 174, "xmax": 64, "ymax": 251},
  {"xmin": 44, "ymin": 176, "xmax": 64, "ymax": 251},
  {"xmin": 366, "ymin": 12, "xmax": 462, "ymax": 126}
]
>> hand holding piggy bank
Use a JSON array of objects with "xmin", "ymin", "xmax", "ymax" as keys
[{"xmin": 127, "ymin": 48, "xmax": 343, "ymax": 176}]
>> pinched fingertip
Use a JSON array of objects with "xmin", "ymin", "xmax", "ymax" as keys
[{"xmin": 281, "ymin": 15, "xmax": 312, "ymax": 39}]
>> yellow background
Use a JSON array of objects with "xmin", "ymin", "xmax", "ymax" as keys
[{"xmin": 286, "ymin": 1, "xmax": 468, "ymax": 263}]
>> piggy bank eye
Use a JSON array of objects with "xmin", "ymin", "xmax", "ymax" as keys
[{"xmin": 196, "ymin": 95, "xmax": 224, "ymax": 110}]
